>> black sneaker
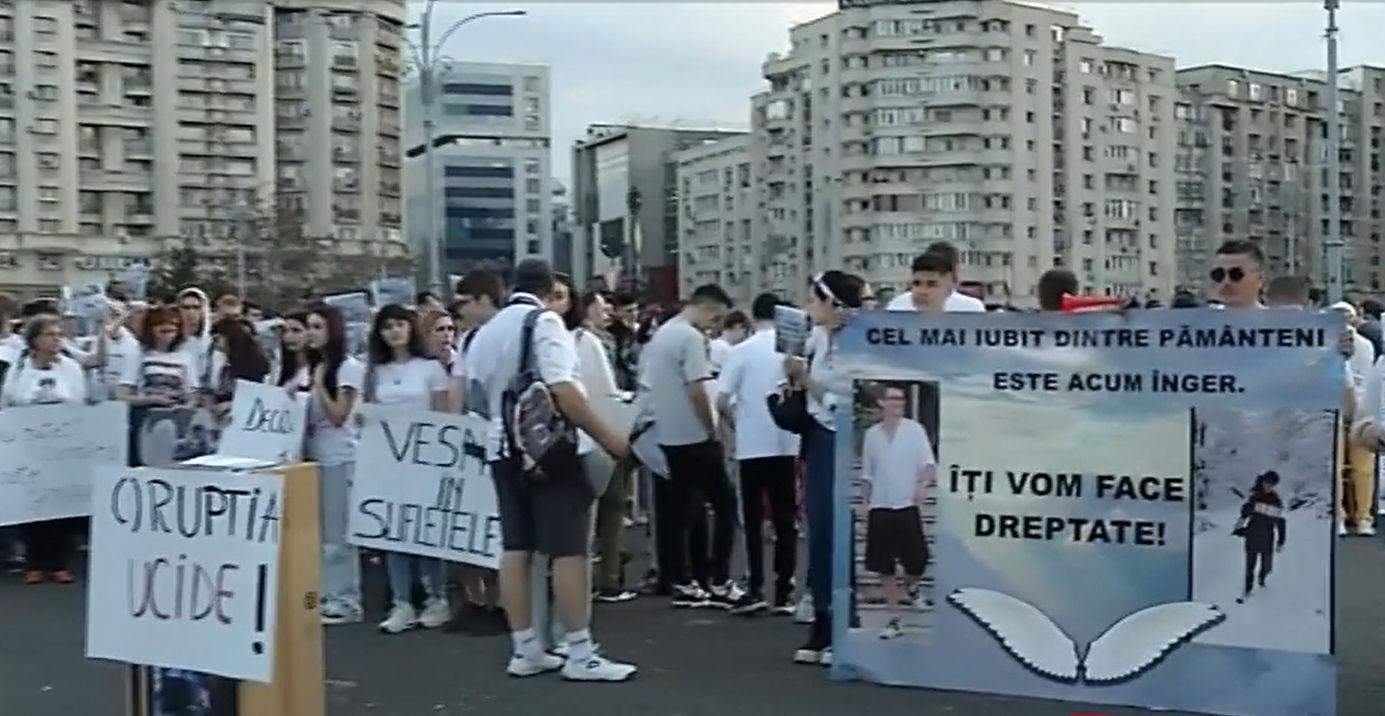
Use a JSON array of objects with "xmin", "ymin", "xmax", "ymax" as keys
[
  {"xmin": 793, "ymin": 621, "xmax": 830, "ymax": 664},
  {"xmin": 671, "ymin": 582, "xmax": 711, "ymax": 608},
  {"xmin": 731, "ymin": 591, "xmax": 769, "ymax": 616},
  {"xmin": 770, "ymin": 593, "xmax": 795, "ymax": 616},
  {"xmin": 705, "ymin": 580, "xmax": 745, "ymax": 610},
  {"xmin": 595, "ymin": 588, "xmax": 639, "ymax": 604}
]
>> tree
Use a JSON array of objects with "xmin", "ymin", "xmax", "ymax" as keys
[{"xmin": 145, "ymin": 236, "xmax": 232, "ymax": 303}]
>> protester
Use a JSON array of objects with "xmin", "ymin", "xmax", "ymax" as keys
[
  {"xmin": 708, "ymin": 310, "xmax": 749, "ymax": 376},
  {"xmin": 1208, "ymin": 241, "xmax": 1265, "ymax": 310},
  {"xmin": 116, "ymin": 305, "xmax": 199, "ymax": 407},
  {"xmin": 608, "ymin": 293, "xmax": 641, "ymax": 393},
  {"xmin": 1036, "ymin": 269, "xmax": 1079, "ymax": 312},
  {"xmin": 364, "ymin": 303, "xmax": 452, "ymax": 633},
  {"xmin": 547, "ymin": 273, "xmax": 574, "ymax": 315},
  {"xmin": 1170, "ymin": 291, "xmax": 1202, "ymax": 309},
  {"xmin": 785, "ymin": 271, "xmax": 864, "ymax": 666},
  {"xmin": 465, "ymin": 258, "xmax": 636, "ymax": 681},
  {"xmin": 176, "ymin": 288, "xmax": 213, "ymax": 389},
  {"xmin": 860, "ymin": 383, "xmax": 935, "ymax": 639},
  {"xmin": 445, "ymin": 269, "xmax": 507, "ymax": 636},
  {"xmin": 645, "ymin": 284, "xmax": 750, "ymax": 611},
  {"xmin": 419, "ymin": 308, "xmax": 458, "ymax": 375},
  {"xmin": 90, "ymin": 291, "xmax": 143, "ymax": 401},
  {"xmin": 416, "ymin": 291, "xmax": 444, "ymax": 313},
  {"xmin": 887, "ymin": 242, "xmax": 985, "ymax": 313},
  {"xmin": 243, "ymin": 300, "xmax": 265, "ymax": 324},
  {"xmin": 571, "ymin": 290, "xmax": 638, "ymax": 603},
  {"xmin": 1, "ymin": 315, "xmax": 88, "ymax": 585},
  {"xmin": 1265, "ymin": 276, "xmax": 1311, "ymax": 309},
  {"xmin": 207, "ymin": 317, "xmax": 270, "ymax": 416},
  {"xmin": 1356, "ymin": 298, "xmax": 1382, "ymax": 360},
  {"xmin": 213, "ymin": 293, "xmax": 243, "ymax": 323},
  {"xmin": 716, "ymin": 293, "xmax": 801, "ymax": 616},
  {"xmin": 1332, "ymin": 302, "xmax": 1376, "ymax": 537},
  {"xmin": 0, "ymin": 292, "xmax": 22, "ymax": 383}
]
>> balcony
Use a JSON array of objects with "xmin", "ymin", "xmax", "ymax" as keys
[
  {"xmin": 124, "ymin": 138, "xmax": 153, "ymax": 155},
  {"xmin": 332, "ymin": 206, "xmax": 361, "ymax": 222},
  {"xmin": 381, "ymin": 181, "xmax": 401, "ymax": 196},
  {"xmin": 124, "ymin": 74, "xmax": 152, "ymax": 93},
  {"xmin": 275, "ymin": 52, "xmax": 306, "ymax": 68},
  {"xmin": 332, "ymin": 54, "xmax": 357, "ymax": 70},
  {"xmin": 379, "ymin": 90, "xmax": 399, "ymax": 107},
  {"xmin": 380, "ymin": 211, "xmax": 401, "ymax": 226},
  {"xmin": 378, "ymin": 122, "xmax": 400, "ymax": 136},
  {"xmin": 331, "ymin": 115, "xmax": 360, "ymax": 132},
  {"xmin": 378, "ymin": 150, "xmax": 400, "ymax": 166},
  {"xmin": 333, "ymin": 177, "xmax": 359, "ymax": 192},
  {"xmin": 331, "ymin": 146, "xmax": 360, "ymax": 163},
  {"xmin": 376, "ymin": 55, "xmax": 400, "ymax": 75}
]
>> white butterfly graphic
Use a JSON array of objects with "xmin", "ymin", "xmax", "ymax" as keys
[{"xmin": 948, "ymin": 587, "xmax": 1225, "ymax": 684}]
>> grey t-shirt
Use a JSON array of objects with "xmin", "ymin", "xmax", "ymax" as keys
[{"xmin": 642, "ymin": 316, "xmax": 713, "ymax": 447}]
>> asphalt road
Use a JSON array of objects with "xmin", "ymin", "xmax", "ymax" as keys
[{"xmin": 3, "ymin": 537, "xmax": 1382, "ymax": 716}]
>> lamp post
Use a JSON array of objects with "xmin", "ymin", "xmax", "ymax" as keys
[
  {"xmin": 1324, "ymin": 0, "xmax": 1343, "ymax": 303},
  {"xmin": 410, "ymin": 3, "xmax": 526, "ymax": 294}
]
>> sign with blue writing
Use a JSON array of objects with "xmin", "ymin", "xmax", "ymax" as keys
[
  {"xmin": 349, "ymin": 405, "xmax": 501, "ymax": 569},
  {"xmin": 832, "ymin": 310, "xmax": 1340, "ymax": 716}
]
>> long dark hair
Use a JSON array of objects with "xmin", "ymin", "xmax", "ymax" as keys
[
  {"xmin": 138, "ymin": 305, "xmax": 186, "ymax": 351},
  {"xmin": 305, "ymin": 303, "xmax": 346, "ymax": 399},
  {"xmin": 367, "ymin": 303, "xmax": 427, "ymax": 365},
  {"xmin": 212, "ymin": 317, "xmax": 270, "ymax": 386},
  {"xmin": 277, "ymin": 309, "xmax": 309, "ymax": 386}
]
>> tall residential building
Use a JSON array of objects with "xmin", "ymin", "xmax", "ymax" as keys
[
  {"xmin": 405, "ymin": 61, "xmax": 551, "ymax": 279},
  {"xmin": 0, "ymin": 0, "xmax": 407, "ymax": 298},
  {"xmin": 551, "ymin": 179, "xmax": 573, "ymax": 276},
  {"xmin": 749, "ymin": 0, "xmax": 1177, "ymax": 306},
  {"xmin": 1174, "ymin": 64, "xmax": 1384, "ymax": 297},
  {"xmin": 673, "ymin": 134, "xmax": 763, "ymax": 306},
  {"xmin": 572, "ymin": 124, "xmax": 743, "ymax": 302}
]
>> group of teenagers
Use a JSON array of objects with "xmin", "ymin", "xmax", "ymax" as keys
[{"xmin": 3, "ymin": 234, "xmax": 1384, "ymax": 684}]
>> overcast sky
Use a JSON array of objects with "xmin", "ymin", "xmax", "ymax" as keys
[{"xmin": 412, "ymin": 2, "xmax": 1385, "ymax": 184}]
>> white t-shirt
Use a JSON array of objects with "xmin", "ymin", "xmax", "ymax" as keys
[
  {"xmin": 716, "ymin": 327, "xmax": 800, "ymax": 460},
  {"xmin": 464, "ymin": 295, "xmax": 579, "ymax": 461},
  {"xmin": 181, "ymin": 333, "xmax": 213, "ymax": 388},
  {"xmin": 642, "ymin": 316, "xmax": 713, "ymax": 447},
  {"xmin": 886, "ymin": 291, "xmax": 986, "ymax": 313},
  {"xmin": 708, "ymin": 337, "xmax": 732, "ymax": 375},
  {"xmin": 367, "ymin": 357, "xmax": 448, "ymax": 410},
  {"xmin": 805, "ymin": 326, "xmax": 846, "ymax": 432},
  {"xmin": 0, "ymin": 333, "xmax": 20, "ymax": 368},
  {"xmin": 861, "ymin": 418, "xmax": 934, "ymax": 509},
  {"xmin": 93, "ymin": 328, "xmax": 141, "ymax": 401},
  {"xmin": 575, "ymin": 328, "xmax": 629, "ymax": 456},
  {"xmin": 303, "ymin": 357, "xmax": 365, "ymax": 465},
  {"xmin": 1, "ymin": 354, "xmax": 88, "ymax": 407},
  {"xmin": 122, "ymin": 347, "xmax": 201, "ymax": 401}
]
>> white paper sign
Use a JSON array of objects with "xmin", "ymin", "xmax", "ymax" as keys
[
  {"xmin": 215, "ymin": 380, "xmax": 306, "ymax": 464},
  {"xmin": 0, "ymin": 401, "xmax": 128, "ymax": 526},
  {"xmin": 86, "ymin": 467, "xmax": 283, "ymax": 683},
  {"xmin": 349, "ymin": 405, "xmax": 501, "ymax": 569}
]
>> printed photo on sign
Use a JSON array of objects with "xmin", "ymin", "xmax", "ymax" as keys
[
  {"xmin": 850, "ymin": 379, "xmax": 940, "ymax": 644},
  {"xmin": 86, "ymin": 467, "xmax": 283, "ymax": 683},
  {"xmin": 137, "ymin": 406, "xmax": 219, "ymax": 467},
  {"xmin": 1191, "ymin": 407, "xmax": 1334, "ymax": 654},
  {"xmin": 138, "ymin": 667, "xmax": 237, "ymax": 716}
]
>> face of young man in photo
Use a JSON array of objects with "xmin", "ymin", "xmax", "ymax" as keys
[
  {"xmin": 1211, "ymin": 252, "xmax": 1263, "ymax": 308},
  {"xmin": 879, "ymin": 388, "xmax": 907, "ymax": 422},
  {"xmin": 911, "ymin": 271, "xmax": 953, "ymax": 312}
]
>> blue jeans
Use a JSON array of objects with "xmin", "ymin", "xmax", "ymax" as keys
[
  {"xmin": 804, "ymin": 424, "xmax": 835, "ymax": 615},
  {"xmin": 319, "ymin": 463, "xmax": 361, "ymax": 612},
  {"xmin": 386, "ymin": 552, "xmax": 445, "ymax": 606}
]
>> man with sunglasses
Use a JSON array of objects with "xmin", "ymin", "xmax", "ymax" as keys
[{"xmin": 1208, "ymin": 240, "xmax": 1265, "ymax": 309}]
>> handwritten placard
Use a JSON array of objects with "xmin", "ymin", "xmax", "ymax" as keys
[
  {"xmin": 86, "ymin": 467, "xmax": 283, "ymax": 683},
  {"xmin": 0, "ymin": 401, "xmax": 128, "ymax": 526},
  {"xmin": 214, "ymin": 380, "xmax": 305, "ymax": 464}
]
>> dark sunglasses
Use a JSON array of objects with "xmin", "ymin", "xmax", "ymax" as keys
[{"xmin": 1209, "ymin": 267, "xmax": 1246, "ymax": 284}]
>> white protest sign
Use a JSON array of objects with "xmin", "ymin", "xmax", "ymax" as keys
[
  {"xmin": 349, "ymin": 405, "xmax": 501, "ymax": 569},
  {"xmin": 0, "ymin": 401, "xmax": 128, "ymax": 526},
  {"xmin": 86, "ymin": 467, "xmax": 283, "ymax": 683},
  {"xmin": 774, "ymin": 305, "xmax": 809, "ymax": 357},
  {"xmin": 214, "ymin": 379, "xmax": 306, "ymax": 463}
]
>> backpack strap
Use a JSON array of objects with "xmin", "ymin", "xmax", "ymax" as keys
[{"xmin": 516, "ymin": 308, "xmax": 542, "ymax": 376}]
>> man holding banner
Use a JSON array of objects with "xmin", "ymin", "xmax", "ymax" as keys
[{"xmin": 465, "ymin": 258, "xmax": 637, "ymax": 682}]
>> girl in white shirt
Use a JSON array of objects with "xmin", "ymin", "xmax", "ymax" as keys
[
  {"xmin": 783, "ymin": 270, "xmax": 865, "ymax": 666},
  {"xmin": 297, "ymin": 305, "xmax": 367, "ymax": 625},
  {"xmin": 2, "ymin": 316, "xmax": 88, "ymax": 585},
  {"xmin": 116, "ymin": 305, "xmax": 200, "ymax": 408},
  {"xmin": 366, "ymin": 304, "xmax": 452, "ymax": 634}
]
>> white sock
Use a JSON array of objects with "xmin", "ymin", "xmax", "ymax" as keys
[
  {"xmin": 511, "ymin": 628, "xmax": 541, "ymax": 659},
  {"xmin": 566, "ymin": 628, "xmax": 595, "ymax": 662}
]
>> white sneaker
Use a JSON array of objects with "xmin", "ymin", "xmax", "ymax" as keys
[
  {"xmin": 507, "ymin": 651, "xmax": 564, "ymax": 677},
  {"xmin": 418, "ymin": 597, "xmax": 450, "ymax": 629},
  {"xmin": 321, "ymin": 600, "xmax": 363, "ymax": 626},
  {"xmin": 549, "ymin": 641, "xmax": 571, "ymax": 658},
  {"xmin": 1357, "ymin": 524, "xmax": 1377, "ymax": 537},
  {"xmin": 1338, "ymin": 522, "xmax": 1348, "ymax": 537},
  {"xmin": 879, "ymin": 618, "xmax": 902, "ymax": 640},
  {"xmin": 818, "ymin": 646, "xmax": 833, "ymax": 666},
  {"xmin": 794, "ymin": 594, "xmax": 815, "ymax": 624},
  {"xmin": 378, "ymin": 602, "xmax": 418, "ymax": 634},
  {"xmin": 562, "ymin": 653, "xmax": 637, "ymax": 682}
]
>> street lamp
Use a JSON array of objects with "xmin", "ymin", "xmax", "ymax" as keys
[
  {"xmin": 1323, "ymin": 0, "xmax": 1343, "ymax": 303},
  {"xmin": 409, "ymin": 3, "xmax": 527, "ymax": 294}
]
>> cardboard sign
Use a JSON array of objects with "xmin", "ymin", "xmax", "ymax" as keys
[
  {"xmin": 349, "ymin": 405, "xmax": 501, "ymax": 569},
  {"xmin": 834, "ymin": 310, "xmax": 1342, "ymax": 716},
  {"xmin": 214, "ymin": 380, "xmax": 306, "ymax": 464},
  {"xmin": 0, "ymin": 401, "xmax": 128, "ymax": 526},
  {"xmin": 86, "ymin": 467, "xmax": 284, "ymax": 683}
]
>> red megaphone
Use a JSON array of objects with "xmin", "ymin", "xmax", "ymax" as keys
[{"xmin": 1061, "ymin": 294, "xmax": 1124, "ymax": 314}]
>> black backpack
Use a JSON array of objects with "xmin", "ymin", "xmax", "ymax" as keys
[{"xmin": 499, "ymin": 305, "xmax": 577, "ymax": 481}]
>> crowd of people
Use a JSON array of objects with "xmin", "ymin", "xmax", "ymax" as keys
[{"xmin": 0, "ymin": 236, "xmax": 1380, "ymax": 683}]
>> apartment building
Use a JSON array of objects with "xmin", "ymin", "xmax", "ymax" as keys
[
  {"xmin": 572, "ymin": 124, "xmax": 742, "ymax": 301},
  {"xmin": 673, "ymin": 134, "xmax": 762, "ymax": 306},
  {"xmin": 0, "ymin": 0, "xmax": 407, "ymax": 298},
  {"xmin": 1174, "ymin": 64, "xmax": 1385, "ymax": 297},
  {"xmin": 405, "ymin": 61, "xmax": 551, "ymax": 279},
  {"xmin": 751, "ymin": 0, "xmax": 1177, "ymax": 306}
]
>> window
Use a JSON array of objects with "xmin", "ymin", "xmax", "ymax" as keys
[
  {"xmin": 1026, "ymin": 111, "xmax": 1035, "ymax": 123},
  {"xmin": 526, "ymin": 198, "xmax": 540, "ymax": 213},
  {"xmin": 524, "ymin": 158, "xmax": 540, "ymax": 175},
  {"xmin": 523, "ymin": 76, "xmax": 540, "ymax": 92},
  {"xmin": 1023, "ymin": 50, "xmax": 1036, "ymax": 67},
  {"xmin": 524, "ymin": 115, "xmax": 540, "ymax": 131},
  {"xmin": 1113, "ymin": 117, "xmax": 1136, "ymax": 133},
  {"xmin": 1249, "ymin": 83, "xmax": 1263, "ymax": 101},
  {"xmin": 985, "ymin": 48, "xmax": 1005, "ymax": 62},
  {"xmin": 1082, "ymin": 87, "xmax": 1094, "ymax": 105},
  {"xmin": 1025, "ymin": 79, "xmax": 1037, "ymax": 95},
  {"xmin": 1079, "ymin": 59, "xmax": 1094, "ymax": 74},
  {"xmin": 39, "ymin": 219, "xmax": 60, "ymax": 232},
  {"xmin": 1227, "ymin": 79, "xmax": 1240, "ymax": 97},
  {"xmin": 34, "ymin": 17, "xmax": 58, "ymax": 35},
  {"xmin": 32, "ymin": 118, "xmax": 58, "ymax": 134},
  {"xmin": 525, "ymin": 178, "xmax": 541, "ymax": 193},
  {"xmin": 1083, "ymin": 174, "xmax": 1094, "ymax": 189}
]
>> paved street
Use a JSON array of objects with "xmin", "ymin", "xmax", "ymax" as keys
[{"xmin": 3, "ymin": 537, "xmax": 1382, "ymax": 716}]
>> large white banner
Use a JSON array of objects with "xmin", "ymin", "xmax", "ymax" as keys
[
  {"xmin": 214, "ymin": 380, "xmax": 306, "ymax": 464},
  {"xmin": 349, "ymin": 405, "xmax": 501, "ymax": 569},
  {"xmin": 0, "ymin": 401, "xmax": 128, "ymax": 526},
  {"xmin": 86, "ymin": 467, "xmax": 284, "ymax": 683}
]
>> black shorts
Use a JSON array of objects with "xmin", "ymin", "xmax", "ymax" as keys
[
  {"xmin": 491, "ymin": 456, "xmax": 596, "ymax": 557},
  {"xmin": 864, "ymin": 506, "xmax": 928, "ymax": 576}
]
